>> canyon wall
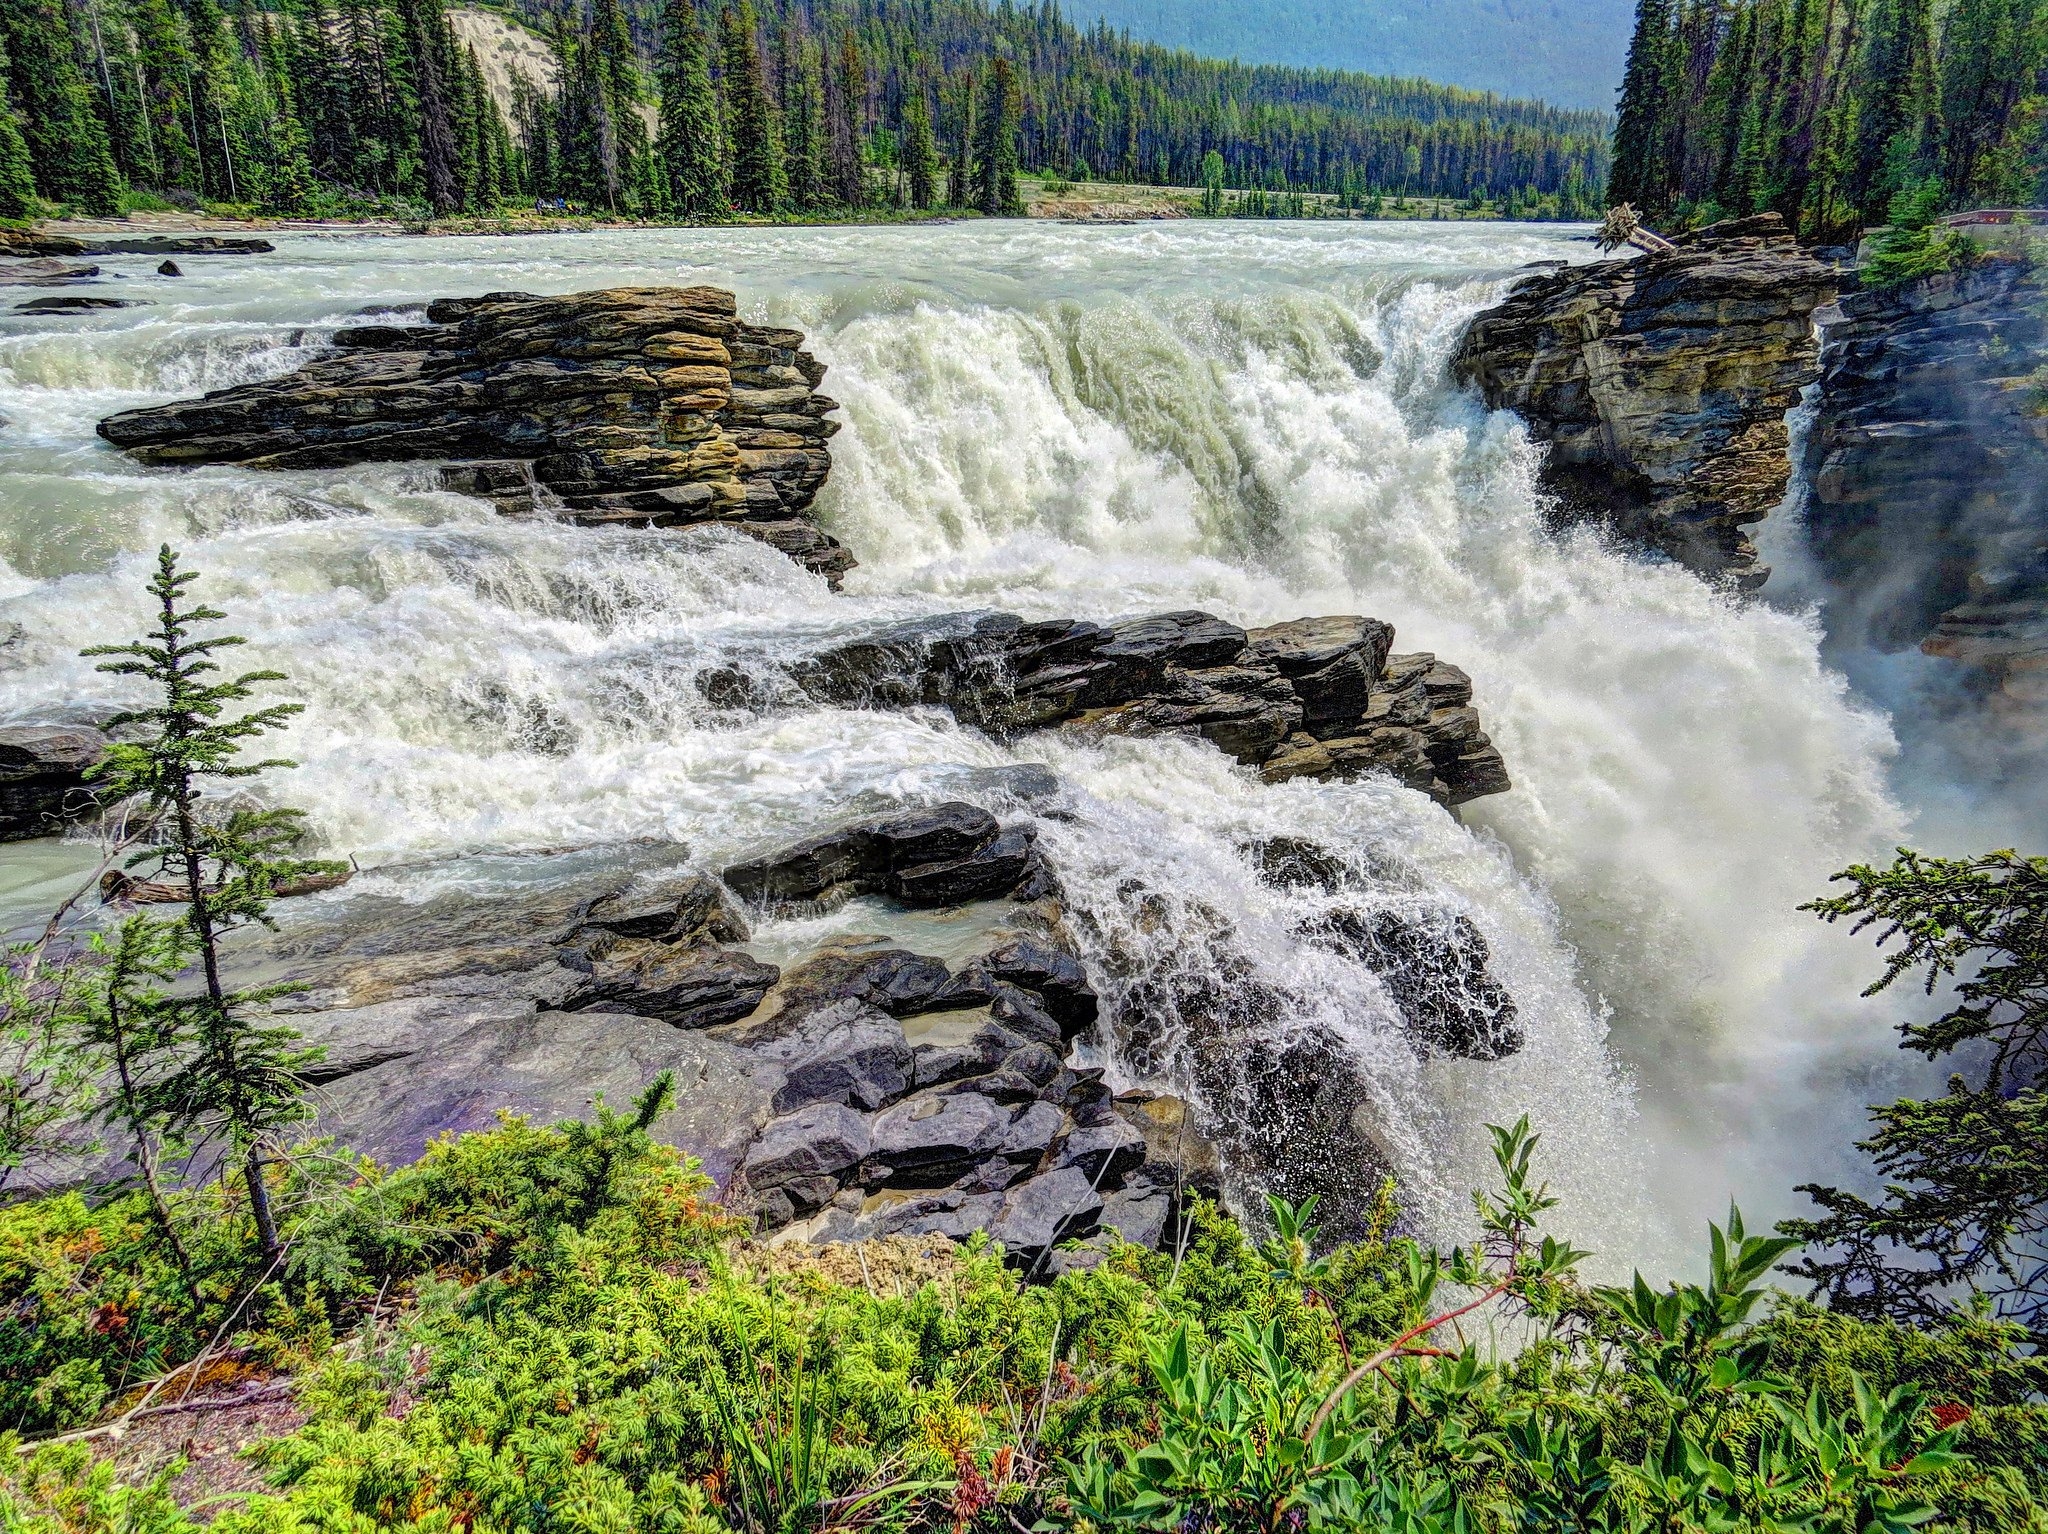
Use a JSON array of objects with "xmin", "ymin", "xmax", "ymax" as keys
[{"xmin": 1806, "ymin": 255, "xmax": 2048, "ymax": 723}]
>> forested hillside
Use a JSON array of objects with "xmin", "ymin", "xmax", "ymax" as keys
[
  {"xmin": 1607, "ymin": 0, "xmax": 2048, "ymax": 240},
  {"xmin": 1076, "ymin": 0, "xmax": 1636, "ymax": 112},
  {"xmin": 0, "ymin": 0, "xmax": 1611, "ymax": 222}
]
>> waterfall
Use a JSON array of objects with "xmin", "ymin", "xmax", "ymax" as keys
[{"xmin": 0, "ymin": 223, "xmax": 1923, "ymax": 1272}]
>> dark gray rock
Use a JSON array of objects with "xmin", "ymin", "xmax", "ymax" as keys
[
  {"xmin": 580, "ymin": 874, "xmax": 750, "ymax": 946},
  {"xmin": 741, "ymin": 1101, "xmax": 872, "ymax": 1192},
  {"xmin": 0, "ymin": 725, "xmax": 106, "ymax": 841},
  {"xmin": 752, "ymin": 999, "xmax": 916, "ymax": 1113},
  {"xmin": 863, "ymin": 1090, "xmax": 1038, "ymax": 1186},
  {"xmin": 1099, "ymin": 1182, "xmax": 1173, "ymax": 1250},
  {"xmin": 15, "ymin": 294, "xmax": 145, "ymax": 312},
  {"xmin": 989, "ymin": 1166, "xmax": 1105, "ymax": 1262},
  {"xmin": 1316, "ymin": 906, "xmax": 1522, "ymax": 1060},
  {"xmin": 1055, "ymin": 1118, "xmax": 1148, "ymax": 1183},
  {"xmin": 722, "ymin": 802, "xmax": 1042, "ymax": 910},
  {"xmin": 567, "ymin": 944, "xmax": 779, "ymax": 1029},
  {"xmin": 961, "ymin": 938, "xmax": 1098, "ymax": 1034}
]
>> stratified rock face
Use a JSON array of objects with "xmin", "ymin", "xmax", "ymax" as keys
[
  {"xmin": 1453, "ymin": 214, "xmax": 1837, "ymax": 586},
  {"xmin": 96, "ymin": 286, "xmax": 852, "ymax": 584},
  {"xmin": 1806, "ymin": 256, "xmax": 2048, "ymax": 724},
  {"xmin": 705, "ymin": 609, "xmax": 1511, "ymax": 808},
  {"xmin": 0, "ymin": 725, "xmax": 105, "ymax": 841}
]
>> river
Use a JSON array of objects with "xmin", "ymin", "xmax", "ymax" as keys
[{"xmin": 0, "ymin": 220, "xmax": 1925, "ymax": 1272}]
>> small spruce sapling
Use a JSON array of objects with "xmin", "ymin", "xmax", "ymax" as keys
[{"xmin": 84, "ymin": 545, "xmax": 341, "ymax": 1264}]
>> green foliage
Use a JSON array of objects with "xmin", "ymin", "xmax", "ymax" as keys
[
  {"xmin": 1786, "ymin": 848, "xmax": 2048, "ymax": 1341},
  {"xmin": 1863, "ymin": 180, "xmax": 1982, "ymax": 288},
  {"xmin": 82, "ymin": 546, "xmax": 341, "ymax": 1264},
  {"xmin": 1607, "ymin": 0, "xmax": 2048, "ymax": 241}
]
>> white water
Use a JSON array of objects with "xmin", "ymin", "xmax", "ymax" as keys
[{"xmin": 0, "ymin": 223, "xmax": 1923, "ymax": 1272}]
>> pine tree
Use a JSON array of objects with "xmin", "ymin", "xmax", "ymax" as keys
[
  {"xmin": 0, "ymin": 33, "xmax": 37, "ymax": 220},
  {"xmin": 656, "ymin": 0, "xmax": 725, "ymax": 215},
  {"xmin": 1850, "ymin": 0, "xmax": 1940, "ymax": 220},
  {"xmin": 719, "ymin": 1, "xmax": 784, "ymax": 213},
  {"xmin": 396, "ymin": 0, "xmax": 461, "ymax": 215},
  {"xmin": 946, "ymin": 64, "xmax": 974, "ymax": 206},
  {"xmin": 777, "ymin": 25, "xmax": 824, "ymax": 209},
  {"xmin": 902, "ymin": 74, "xmax": 937, "ymax": 210},
  {"xmin": 970, "ymin": 53, "xmax": 1019, "ymax": 215},
  {"xmin": 1609, "ymin": 0, "xmax": 1682, "ymax": 214},
  {"xmin": 592, "ymin": 0, "xmax": 648, "ymax": 213},
  {"xmin": 0, "ymin": 0, "xmax": 123, "ymax": 213},
  {"xmin": 83, "ymin": 548, "xmax": 341, "ymax": 1266},
  {"xmin": 827, "ymin": 30, "xmax": 863, "ymax": 206},
  {"xmin": 1783, "ymin": 850, "xmax": 2048, "ymax": 1342}
]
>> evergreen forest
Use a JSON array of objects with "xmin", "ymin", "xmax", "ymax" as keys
[
  {"xmin": 0, "ymin": 0, "xmax": 1613, "ymax": 223},
  {"xmin": 1608, "ymin": 0, "xmax": 2048, "ymax": 240}
]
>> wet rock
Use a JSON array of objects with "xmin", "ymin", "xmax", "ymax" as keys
[
  {"xmin": 1054, "ymin": 1118, "xmax": 1148, "ymax": 1183},
  {"xmin": 956, "ymin": 938, "xmax": 1099, "ymax": 1035},
  {"xmin": 718, "ymin": 610, "xmax": 1511, "ymax": 806},
  {"xmin": 1453, "ymin": 214, "xmax": 1836, "ymax": 586},
  {"xmin": 1806, "ymin": 253, "xmax": 2048, "ymax": 727},
  {"xmin": 77, "ymin": 236, "xmax": 273, "ymax": 255},
  {"xmin": 0, "ymin": 725, "xmax": 106, "ymax": 841},
  {"xmin": 567, "ymin": 944, "xmax": 779, "ymax": 1029},
  {"xmin": 862, "ymin": 1089, "xmax": 1052, "ymax": 1188},
  {"xmin": 96, "ymin": 286, "xmax": 852, "ymax": 585},
  {"xmin": 14, "ymin": 294, "xmax": 144, "ymax": 312},
  {"xmin": 722, "ymin": 802, "xmax": 1042, "ymax": 909},
  {"xmin": 156, "ymin": 259, "xmax": 181, "ymax": 277},
  {"xmin": 0, "ymin": 258, "xmax": 101, "ymax": 286},
  {"xmin": 741, "ymin": 1102, "xmax": 872, "ymax": 1194},
  {"xmin": 747, "ymin": 998, "xmax": 916, "ymax": 1114},
  {"xmin": 1247, "ymin": 836, "xmax": 1353, "ymax": 892},
  {"xmin": 909, "ymin": 1016, "xmax": 1029, "ymax": 1088},
  {"xmin": 579, "ymin": 874, "xmax": 750, "ymax": 946},
  {"xmin": 1316, "ymin": 907, "xmax": 1523, "ymax": 1060},
  {"xmin": 1111, "ymin": 1092, "xmax": 1226, "ymax": 1201}
]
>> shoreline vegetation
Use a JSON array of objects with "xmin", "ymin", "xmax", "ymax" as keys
[{"xmin": 2, "ymin": 552, "xmax": 2046, "ymax": 1531}]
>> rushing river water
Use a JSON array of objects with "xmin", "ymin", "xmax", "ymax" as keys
[{"xmin": 0, "ymin": 221, "xmax": 1926, "ymax": 1271}]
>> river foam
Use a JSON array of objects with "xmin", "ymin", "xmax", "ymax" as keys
[{"xmin": 0, "ymin": 222, "xmax": 1923, "ymax": 1272}]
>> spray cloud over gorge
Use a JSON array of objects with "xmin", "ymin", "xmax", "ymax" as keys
[{"xmin": 0, "ymin": 223, "xmax": 1924, "ymax": 1270}]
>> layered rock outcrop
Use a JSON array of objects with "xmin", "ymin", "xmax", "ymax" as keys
[
  {"xmin": 1806, "ymin": 255, "xmax": 2048, "ymax": 723},
  {"xmin": 1453, "ymin": 214, "xmax": 1836, "ymax": 585},
  {"xmin": 705, "ymin": 608, "xmax": 1512, "ymax": 807},
  {"xmin": 96, "ymin": 286, "xmax": 852, "ymax": 583}
]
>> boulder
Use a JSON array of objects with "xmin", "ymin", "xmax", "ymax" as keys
[
  {"xmin": 0, "ymin": 725, "xmax": 106, "ymax": 841},
  {"xmin": 741, "ymin": 1102, "xmax": 873, "ymax": 1193},
  {"xmin": 96, "ymin": 286, "xmax": 853, "ymax": 585},
  {"xmin": 1453, "ymin": 214, "xmax": 1837, "ymax": 586},
  {"xmin": 988, "ymin": 1166, "xmax": 1105, "ymax": 1263},
  {"xmin": 722, "ymin": 802, "xmax": 1043, "ymax": 909},
  {"xmin": 862, "ymin": 1089, "xmax": 1053, "ymax": 1187},
  {"xmin": 954, "ymin": 938, "xmax": 1099, "ymax": 1035},
  {"xmin": 579, "ymin": 873, "xmax": 750, "ymax": 946},
  {"xmin": 15, "ymin": 295, "xmax": 145, "ymax": 312},
  {"xmin": 566, "ymin": 944, "xmax": 779, "ymax": 1029},
  {"xmin": 744, "ymin": 998, "xmax": 916, "ymax": 1114},
  {"xmin": 1054, "ymin": 1118, "xmax": 1149, "ymax": 1183}
]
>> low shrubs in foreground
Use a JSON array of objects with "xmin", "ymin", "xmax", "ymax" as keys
[{"xmin": 2, "ymin": 1094, "xmax": 2045, "ymax": 1534}]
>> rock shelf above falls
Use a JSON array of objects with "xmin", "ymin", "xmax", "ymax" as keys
[
  {"xmin": 1453, "ymin": 213, "xmax": 1837, "ymax": 588},
  {"xmin": 96, "ymin": 285, "xmax": 854, "ymax": 584}
]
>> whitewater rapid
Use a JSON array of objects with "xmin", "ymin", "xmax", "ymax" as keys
[{"xmin": 0, "ymin": 222, "xmax": 1920, "ymax": 1271}]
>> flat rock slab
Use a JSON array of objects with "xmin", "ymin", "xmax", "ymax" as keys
[
  {"xmin": 312, "ymin": 1007, "xmax": 773, "ymax": 1188},
  {"xmin": 15, "ymin": 295, "xmax": 146, "ymax": 313}
]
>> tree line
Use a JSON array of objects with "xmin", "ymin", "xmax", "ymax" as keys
[
  {"xmin": 0, "ymin": 0, "xmax": 1611, "ymax": 222},
  {"xmin": 1608, "ymin": 0, "xmax": 2048, "ymax": 241}
]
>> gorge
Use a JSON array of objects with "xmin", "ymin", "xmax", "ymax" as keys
[{"xmin": 0, "ymin": 221, "xmax": 1994, "ymax": 1276}]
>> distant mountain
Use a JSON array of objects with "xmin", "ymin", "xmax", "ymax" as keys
[{"xmin": 1075, "ymin": 0, "xmax": 1635, "ymax": 111}]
